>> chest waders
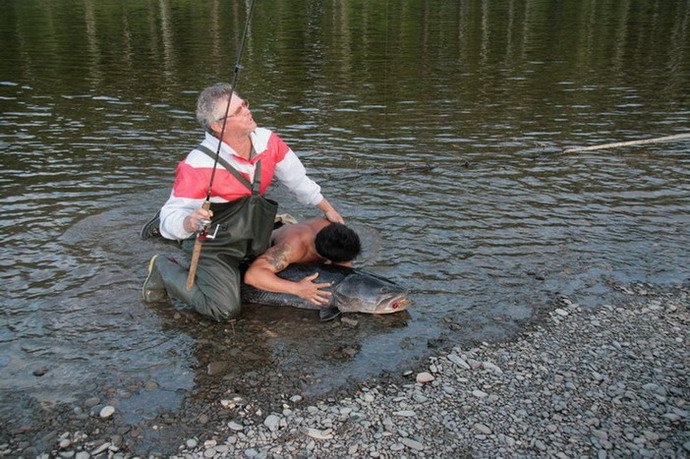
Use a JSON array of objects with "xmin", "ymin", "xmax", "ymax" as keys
[
  {"xmin": 193, "ymin": 144, "xmax": 278, "ymax": 261},
  {"xmin": 155, "ymin": 145, "xmax": 278, "ymax": 321}
]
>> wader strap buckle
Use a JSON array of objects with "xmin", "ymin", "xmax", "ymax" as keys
[{"xmin": 196, "ymin": 144, "xmax": 263, "ymax": 193}]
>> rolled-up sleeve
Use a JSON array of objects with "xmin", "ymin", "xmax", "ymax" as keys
[{"xmin": 274, "ymin": 150, "xmax": 324, "ymax": 206}]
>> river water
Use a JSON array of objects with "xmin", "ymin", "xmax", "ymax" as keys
[{"xmin": 1, "ymin": 0, "xmax": 688, "ymax": 442}]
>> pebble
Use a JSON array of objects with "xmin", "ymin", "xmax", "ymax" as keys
[
  {"xmin": 83, "ymin": 397, "xmax": 100, "ymax": 408},
  {"xmin": 474, "ymin": 423, "xmax": 492, "ymax": 435},
  {"xmin": 98, "ymin": 406, "xmax": 115, "ymax": 419},
  {"xmin": 91, "ymin": 442, "xmax": 110, "ymax": 455},
  {"xmin": 447, "ymin": 353, "xmax": 470, "ymax": 369},
  {"xmin": 416, "ymin": 372, "xmax": 434, "ymax": 383},
  {"xmin": 390, "ymin": 442, "xmax": 404, "ymax": 451},
  {"xmin": 400, "ymin": 437, "xmax": 424, "ymax": 450},
  {"xmin": 227, "ymin": 421, "xmax": 244, "ymax": 431},
  {"xmin": 303, "ymin": 427, "xmax": 333, "ymax": 439},
  {"xmin": 482, "ymin": 361, "xmax": 503, "ymax": 374},
  {"xmin": 263, "ymin": 414, "xmax": 280, "ymax": 431}
]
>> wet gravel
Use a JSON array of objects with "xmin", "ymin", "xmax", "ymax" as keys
[{"xmin": 1, "ymin": 282, "xmax": 688, "ymax": 458}]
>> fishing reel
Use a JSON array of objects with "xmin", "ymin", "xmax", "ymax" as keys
[{"xmin": 196, "ymin": 219, "xmax": 219, "ymax": 240}]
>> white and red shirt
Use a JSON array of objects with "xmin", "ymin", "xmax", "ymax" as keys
[{"xmin": 159, "ymin": 128, "xmax": 323, "ymax": 240}]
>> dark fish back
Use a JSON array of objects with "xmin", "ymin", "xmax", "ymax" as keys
[{"xmin": 240, "ymin": 264, "xmax": 352, "ymax": 309}]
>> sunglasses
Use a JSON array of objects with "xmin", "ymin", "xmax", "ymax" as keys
[{"xmin": 216, "ymin": 99, "xmax": 249, "ymax": 122}]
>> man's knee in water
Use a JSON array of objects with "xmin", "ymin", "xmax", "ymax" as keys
[{"xmin": 197, "ymin": 297, "xmax": 241, "ymax": 322}]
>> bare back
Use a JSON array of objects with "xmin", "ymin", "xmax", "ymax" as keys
[
  {"xmin": 256, "ymin": 218, "xmax": 331, "ymax": 272},
  {"xmin": 243, "ymin": 217, "xmax": 349, "ymax": 303}
]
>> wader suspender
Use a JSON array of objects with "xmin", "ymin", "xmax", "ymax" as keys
[
  {"xmin": 192, "ymin": 143, "xmax": 278, "ymax": 260},
  {"xmin": 196, "ymin": 144, "xmax": 262, "ymax": 193}
]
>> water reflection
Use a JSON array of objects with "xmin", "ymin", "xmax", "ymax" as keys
[{"xmin": 0, "ymin": 0, "xmax": 688, "ymax": 453}]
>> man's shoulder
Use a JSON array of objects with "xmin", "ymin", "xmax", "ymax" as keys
[
  {"xmin": 278, "ymin": 218, "xmax": 328, "ymax": 237},
  {"xmin": 253, "ymin": 126, "xmax": 273, "ymax": 136},
  {"xmin": 251, "ymin": 127, "xmax": 276, "ymax": 147},
  {"xmin": 302, "ymin": 217, "xmax": 331, "ymax": 228},
  {"xmin": 277, "ymin": 221, "xmax": 326, "ymax": 257},
  {"xmin": 307, "ymin": 218, "xmax": 333, "ymax": 237}
]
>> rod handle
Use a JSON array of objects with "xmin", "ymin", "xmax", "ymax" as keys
[{"xmin": 185, "ymin": 201, "xmax": 211, "ymax": 291}]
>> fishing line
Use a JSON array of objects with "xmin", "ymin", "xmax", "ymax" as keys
[
  {"xmin": 206, "ymin": 0, "xmax": 258, "ymax": 199},
  {"xmin": 382, "ymin": 0, "xmax": 390, "ymax": 135}
]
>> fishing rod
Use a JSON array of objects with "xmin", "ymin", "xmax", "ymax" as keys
[{"xmin": 186, "ymin": 0, "xmax": 258, "ymax": 290}]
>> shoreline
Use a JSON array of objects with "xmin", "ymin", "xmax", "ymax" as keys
[
  {"xmin": 171, "ymin": 282, "xmax": 689, "ymax": 458},
  {"xmin": 3, "ymin": 283, "xmax": 688, "ymax": 457}
]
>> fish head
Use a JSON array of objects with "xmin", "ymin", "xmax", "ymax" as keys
[{"xmin": 333, "ymin": 270, "xmax": 412, "ymax": 314}]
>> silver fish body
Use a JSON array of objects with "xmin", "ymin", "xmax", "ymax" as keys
[{"xmin": 241, "ymin": 263, "xmax": 411, "ymax": 320}]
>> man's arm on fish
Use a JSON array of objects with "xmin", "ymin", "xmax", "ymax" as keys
[{"xmin": 244, "ymin": 243, "xmax": 333, "ymax": 305}]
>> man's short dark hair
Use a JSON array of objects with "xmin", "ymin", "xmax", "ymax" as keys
[{"xmin": 314, "ymin": 223, "xmax": 361, "ymax": 263}]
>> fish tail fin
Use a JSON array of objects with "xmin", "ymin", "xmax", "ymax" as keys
[{"xmin": 319, "ymin": 307, "xmax": 341, "ymax": 322}]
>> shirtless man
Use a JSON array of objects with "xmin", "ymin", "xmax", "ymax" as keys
[{"xmin": 243, "ymin": 217, "xmax": 361, "ymax": 305}]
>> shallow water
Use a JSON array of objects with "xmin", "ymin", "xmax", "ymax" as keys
[{"xmin": 1, "ymin": 0, "xmax": 689, "ymax": 442}]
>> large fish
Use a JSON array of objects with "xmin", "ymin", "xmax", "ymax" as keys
[{"xmin": 240, "ymin": 263, "xmax": 412, "ymax": 321}]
